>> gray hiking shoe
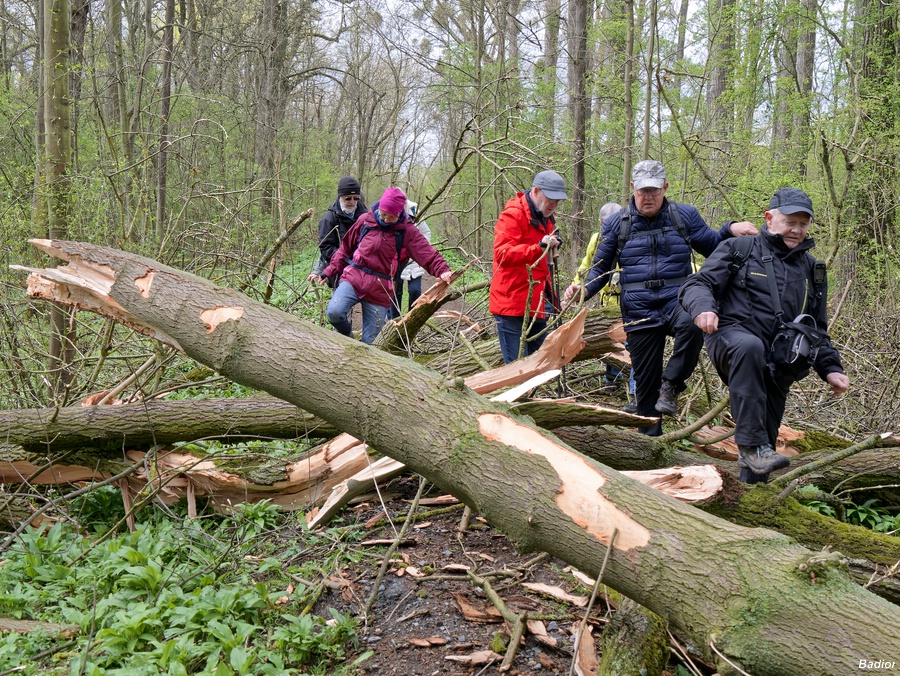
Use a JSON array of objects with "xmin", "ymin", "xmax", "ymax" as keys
[
  {"xmin": 654, "ymin": 380, "xmax": 678, "ymax": 415},
  {"xmin": 737, "ymin": 444, "xmax": 790, "ymax": 475},
  {"xmin": 621, "ymin": 400, "xmax": 638, "ymax": 414}
]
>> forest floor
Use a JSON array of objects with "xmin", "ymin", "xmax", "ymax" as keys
[{"xmin": 308, "ymin": 475, "xmax": 695, "ymax": 676}]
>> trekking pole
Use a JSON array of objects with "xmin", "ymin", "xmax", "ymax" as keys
[{"xmin": 547, "ymin": 241, "xmax": 567, "ymax": 397}]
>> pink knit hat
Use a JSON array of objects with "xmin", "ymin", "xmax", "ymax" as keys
[{"xmin": 378, "ymin": 187, "xmax": 407, "ymax": 216}]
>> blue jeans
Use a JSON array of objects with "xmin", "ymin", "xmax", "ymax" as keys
[
  {"xmin": 389, "ymin": 276, "xmax": 423, "ymax": 319},
  {"xmin": 327, "ymin": 281, "xmax": 391, "ymax": 344},
  {"xmin": 494, "ymin": 314, "xmax": 548, "ymax": 364}
]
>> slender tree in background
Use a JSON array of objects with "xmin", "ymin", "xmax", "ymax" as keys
[
  {"xmin": 40, "ymin": 0, "xmax": 75, "ymax": 397},
  {"xmin": 640, "ymin": 0, "xmax": 657, "ymax": 160},
  {"xmin": 622, "ymin": 0, "xmax": 635, "ymax": 201},
  {"xmin": 156, "ymin": 0, "xmax": 175, "ymax": 240},
  {"xmin": 569, "ymin": 0, "xmax": 589, "ymax": 248},
  {"xmin": 539, "ymin": 0, "xmax": 561, "ymax": 132}
]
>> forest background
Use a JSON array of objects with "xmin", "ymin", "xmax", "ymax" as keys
[
  {"xmin": 0, "ymin": 0, "xmax": 898, "ymax": 673},
  {"xmin": 0, "ymin": 0, "xmax": 897, "ymax": 424}
]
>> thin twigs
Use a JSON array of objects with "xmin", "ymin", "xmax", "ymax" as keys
[
  {"xmin": 570, "ymin": 528, "xmax": 618, "ymax": 676},
  {"xmin": 363, "ymin": 476, "xmax": 427, "ymax": 620},
  {"xmin": 465, "ymin": 570, "xmax": 528, "ymax": 672},
  {"xmin": 238, "ymin": 209, "xmax": 313, "ymax": 293},
  {"xmin": 97, "ymin": 354, "xmax": 157, "ymax": 405},
  {"xmin": 770, "ymin": 434, "xmax": 883, "ymax": 488},
  {"xmin": 658, "ymin": 394, "xmax": 731, "ymax": 443}
]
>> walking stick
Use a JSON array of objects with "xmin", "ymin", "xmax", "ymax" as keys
[{"xmin": 547, "ymin": 242, "xmax": 567, "ymax": 396}]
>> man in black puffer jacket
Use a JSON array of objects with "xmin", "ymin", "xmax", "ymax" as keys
[
  {"xmin": 308, "ymin": 176, "xmax": 367, "ymax": 288},
  {"xmin": 565, "ymin": 160, "xmax": 757, "ymax": 435},
  {"xmin": 680, "ymin": 188, "xmax": 850, "ymax": 481}
]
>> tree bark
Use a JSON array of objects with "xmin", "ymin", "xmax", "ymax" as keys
[
  {"xmin": 0, "ymin": 398, "xmax": 339, "ymax": 456},
  {"xmin": 15, "ymin": 239, "xmax": 900, "ymax": 675},
  {"xmin": 42, "ymin": 0, "xmax": 75, "ymax": 398}
]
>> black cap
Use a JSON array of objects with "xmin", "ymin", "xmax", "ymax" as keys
[
  {"xmin": 337, "ymin": 176, "xmax": 361, "ymax": 196},
  {"xmin": 769, "ymin": 188, "xmax": 814, "ymax": 219}
]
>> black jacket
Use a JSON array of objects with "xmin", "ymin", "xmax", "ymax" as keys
[
  {"xmin": 316, "ymin": 198, "xmax": 368, "ymax": 267},
  {"xmin": 679, "ymin": 227, "xmax": 844, "ymax": 381}
]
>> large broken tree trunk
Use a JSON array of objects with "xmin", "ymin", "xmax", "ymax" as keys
[{"xmin": 14, "ymin": 240, "xmax": 900, "ymax": 675}]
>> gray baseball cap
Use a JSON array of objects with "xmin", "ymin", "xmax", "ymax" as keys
[
  {"xmin": 532, "ymin": 170, "xmax": 568, "ymax": 200},
  {"xmin": 632, "ymin": 160, "xmax": 667, "ymax": 190},
  {"xmin": 769, "ymin": 188, "xmax": 814, "ymax": 219}
]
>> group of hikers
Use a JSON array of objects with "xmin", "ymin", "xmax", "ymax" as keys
[{"xmin": 308, "ymin": 165, "xmax": 850, "ymax": 484}]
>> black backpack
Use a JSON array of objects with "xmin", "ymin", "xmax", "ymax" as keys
[
  {"xmin": 345, "ymin": 224, "xmax": 407, "ymax": 284},
  {"xmin": 611, "ymin": 204, "xmax": 693, "ymax": 291},
  {"xmin": 611, "ymin": 203, "xmax": 692, "ymax": 270}
]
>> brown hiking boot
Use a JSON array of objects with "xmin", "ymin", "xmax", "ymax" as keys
[{"xmin": 737, "ymin": 444, "xmax": 790, "ymax": 475}]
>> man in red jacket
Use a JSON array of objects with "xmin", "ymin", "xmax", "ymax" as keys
[
  {"xmin": 490, "ymin": 170, "xmax": 567, "ymax": 363},
  {"xmin": 314, "ymin": 186, "xmax": 453, "ymax": 344}
]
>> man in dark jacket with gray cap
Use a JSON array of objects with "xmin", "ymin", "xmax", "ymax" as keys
[
  {"xmin": 308, "ymin": 177, "xmax": 367, "ymax": 288},
  {"xmin": 679, "ymin": 188, "xmax": 850, "ymax": 481},
  {"xmin": 564, "ymin": 160, "xmax": 757, "ymax": 435}
]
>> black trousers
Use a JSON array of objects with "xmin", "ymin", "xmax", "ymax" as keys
[
  {"xmin": 704, "ymin": 326, "xmax": 792, "ymax": 447},
  {"xmin": 625, "ymin": 305, "xmax": 704, "ymax": 436}
]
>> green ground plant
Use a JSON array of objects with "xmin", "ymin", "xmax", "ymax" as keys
[{"xmin": 0, "ymin": 500, "xmax": 366, "ymax": 674}]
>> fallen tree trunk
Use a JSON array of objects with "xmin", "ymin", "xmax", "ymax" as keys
[
  {"xmin": 0, "ymin": 398, "xmax": 339, "ymax": 456},
  {"xmin": 14, "ymin": 240, "xmax": 900, "ymax": 675}
]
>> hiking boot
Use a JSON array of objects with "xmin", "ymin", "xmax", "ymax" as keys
[
  {"xmin": 737, "ymin": 444, "xmax": 790, "ymax": 475},
  {"xmin": 621, "ymin": 401, "xmax": 638, "ymax": 414},
  {"xmin": 654, "ymin": 380, "xmax": 678, "ymax": 415}
]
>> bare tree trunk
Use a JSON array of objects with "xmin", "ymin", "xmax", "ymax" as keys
[
  {"xmin": 773, "ymin": 0, "xmax": 798, "ymax": 165},
  {"xmin": 16, "ymin": 239, "xmax": 900, "ymax": 675},
  {"xmin": 794, "ymin": 0, "xmax": 817, "ymax": 176},
  {"xmin": 42, "ymin": 0, "xmax": 75, "ymax": 399},
  {"xmin": 705, "ymin": 0, "xmax": 734, "ymax": 168},
  {"xmin": 622, "ymin": 0, "xmax": 635, "ymax": 201},
  {"xmin": 541, "ymin": 0, "xmax": 561, "ymax": 131},
  {"xmin": 569, "ymin": 0, "xmax": 589, "ymax": 249},
  {"xmin": 155, "ymin": 0, "xmax": 175, "ymax": 240},
  {"xmin": 640, "ymin": 0, "xmax": 656, "ymax": 160}
]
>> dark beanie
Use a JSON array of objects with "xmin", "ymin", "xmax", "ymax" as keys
[{"xmin": 337, "ymin": 176, "xmax": 361, "ymax": 196}]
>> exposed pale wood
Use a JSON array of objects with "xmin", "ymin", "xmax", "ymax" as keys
[
  {"xmin": 373, "ymin": 267, "xmax": 475, "ymax": 354},
  {"xmin": 305, "ymin": 456, "xmax": 405, "ymax": 529},
  {"xmin": 462, "ymin": 310, "xmax": 587, "ymax": 393},
  {"xmin": 620, "ymin": 466, "xmax": 723, "ymax": 503}
]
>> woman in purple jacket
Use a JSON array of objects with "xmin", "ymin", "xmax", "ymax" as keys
[{"xmin": 314, "ymin": 186, "xmax": 453, "ymax": 343}]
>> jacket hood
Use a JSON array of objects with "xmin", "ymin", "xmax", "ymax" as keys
[{"xmin": 371, "ymin": 200, "xmax": 408, "ymax": 227}]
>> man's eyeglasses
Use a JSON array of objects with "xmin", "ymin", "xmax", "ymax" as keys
[
  {"xmin": 341, "ymin": 195, "xmax": 360, "ymax": 201},
  {"xmin": 637, "ymin": 187, "xmax": 663, "ymax": 197}
]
